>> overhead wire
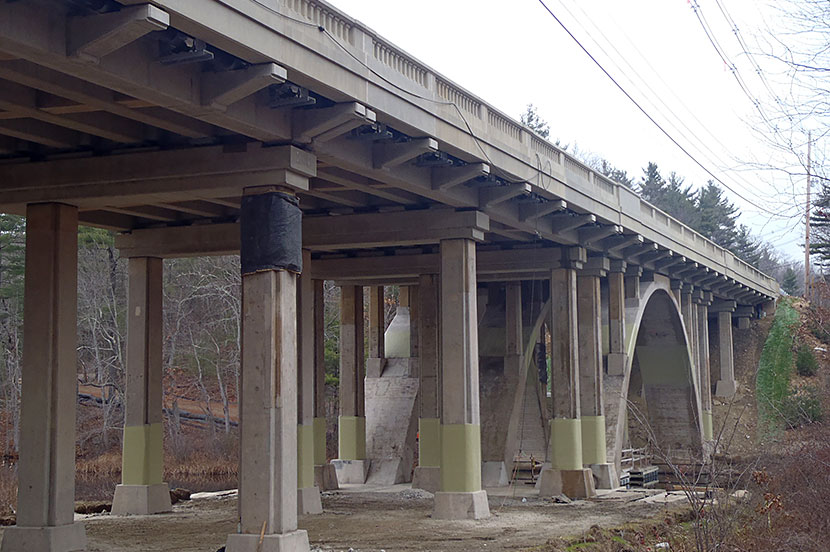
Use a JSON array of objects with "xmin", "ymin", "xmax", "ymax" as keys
[
  {"xmin": 553, "ymin": 0, "xmax": 788, "ymax": 209},
  {"xmin": 535, "ymin": 0, "xmax": 791, "ymax": 219}
]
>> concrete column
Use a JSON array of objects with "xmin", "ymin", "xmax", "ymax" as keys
[
  {"xmin": 577, "ymin": 260, "xmax": 615, "ymax": 489},
  {"xmin": 624, "ymin": 265, "xmax": 642, "ymax": 301},
  {"xmin": 715, "ymin": 311, "xmax": 737, "ymax": 397},
  {"xmin": 365, "ymin": 286, "xmax": 385, "ymax": 378},
  {"xmin": 1, "ymin": 203, "xmax": 87, "ymax": 552},
  {"xmin": 606, "ymin": 261, "xmax": 627, "ymax": 376},
  {"xmin": 409, "ymin": 284, "xmax": 419, "ymax": 359},
  {"xmin": 433, "ymin": 238, "xmax": 489, "ymax": 520},
  {"xmin": 225, "ymin": 187, "xmax": 309, "ymax": 552},
  {"xmin": 312, "ymin": 280, "xmax": 338, "ymax": 491},
  {"xmin": 413, "ymin": 274, "xmax": 440, "ymax": 492},
  {"xmin": 297, "ymin": 250, "xmax": 322, "ymax": 514},
  {"xmin": 333, "ymin": 285, "xmax": 367, "ymax": 484},
  {"xmin": 671, "ymin": 279, "xmax": 684, "ymax": 305},
  {"xmin": 112, "ymin": 257, "xmax": 171, "ymax": 516},
  {"xmin": 680, "ymin": 289, "xmax": 695, "ymax": 363},
  {"xmin": 539, "ymin": 247, "xmax": 595, "ymax": 499},
  {"xmin": 696, "ymin": 297, "xmax": 713, "ymax": 441}
]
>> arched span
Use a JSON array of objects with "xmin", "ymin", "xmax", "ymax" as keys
[{"xmin": 604, "ymin": 279, "xmax": 704, "ymax": 474}]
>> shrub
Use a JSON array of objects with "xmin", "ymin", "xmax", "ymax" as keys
[
  {"xmin": 780, "ymin": 386, "xmax": 823, "ymax": 427},
  {"xmin": 796, "ymin": 345, "xmax": 819, "ymax": 377}
]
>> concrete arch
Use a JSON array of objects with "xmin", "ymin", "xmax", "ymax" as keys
[{"xmin": 604, "ymin": 278, "xmax": 704, "ymax": 474}]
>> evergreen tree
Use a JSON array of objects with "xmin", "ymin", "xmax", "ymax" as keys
[
  {"xmin": 732, "ymin": 224, "xmax": 763, "ymax": 267},
  {"xmin": 520, "ymin": 103, "xmax": 550, "ymax": 139},
  {"xmin": 598, "ymin": 159, "xmax": 634, "ymax": 189},
  {"xmin": 696, "ymin": 181, "xmax": 739, "ymax": 250},
  {"xmin": 639, "ymin": 162, "xmax": 666, "ymax": 204},
  {"xmin": 810, "ymin": 183, "xmax": 830, "ymax": 268},
  {"xmin": 782, "ymin": 267, "xmax": 800, "ymax": 295},
  {"xmin": 662, "ymin": 172, "xmax": 698, "ymax": 227}
]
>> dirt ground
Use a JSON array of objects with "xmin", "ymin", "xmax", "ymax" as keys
[{"xmin": 0, "ymin": 485, "xmax": 688, "ymax": 552}]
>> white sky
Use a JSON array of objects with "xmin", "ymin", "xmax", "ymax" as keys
[{"xmin": 326, "ymin": 0, "xmax": 807, "ymax": 264}]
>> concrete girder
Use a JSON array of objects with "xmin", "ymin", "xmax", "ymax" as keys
[
  {"xmin": 479, "ymin": 183, "xmax": 531, "ymax": 209},
  {"xmin": 578, "ymin": 224, "xmax": 621, "ymax": 246},
  {"xmin": 432, "ymin": 162, "xmax": 489, "ymax": 190},
  {"xmin": 68, "ymin": 4, "xmax": 169, "ymax": 63},
  {"xmin": 518, "ymin": 198, "xmax": 567, "ymax": 222},
  {"xmin": 0, "ymin": 2, "xmax": 292, "ymax": 141},
  {"xmin": 599, "ymin": 233, "xmax": 642, "ymax": 255},
  {"xmin": 0, "ymin": 78, "xmax": 151, "ymax": 143},
  {"xmin": 373, "ymin": 137, "xmax": 437, "ymax": 169},
  {"xmin": 0, "ymin": 143, "xmax": 315, "ymax": 214},
  {"xmin": 114, "ymin": 209, "xmax": 490, "ymax": 257},
  {"xmin": 294, "ymin": 102, "xmax": 375, "ymax": 144},
  {"xmin": 0, "ymin": 59, "xmax": 213, "ymax": 138}
]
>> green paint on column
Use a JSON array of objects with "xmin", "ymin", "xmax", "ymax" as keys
[
  {"xmin": 440, "ymin": 424, "xmax": 482, "ymax": 493},
  {"xmin": 581, "ymin": 415, "xmax": 607, "ymax": 465},
  {"xmin": 313, "ymin": 417, "xmax": 327, "ymax": 466},
  {"xmin": 338, "ymin": 415, "xmax": 365, "ymax": 460},
  {"xmin": 702, "ymin": 411, "xmax": 714, "ymax": 441},
  {"xmin": 122, "ymin": 423, "xmax": 163, "ymax": 485},
  {"xmin": 297, "ymin": 423, "xmax": 315, "ymax": 489},
  {"xmin": 550, "ymin": 418, "xmax": 582, "ymax": 471},
  {"xmin": 418, "ymin": 418, "xmax": 441, "ymax": 467}
]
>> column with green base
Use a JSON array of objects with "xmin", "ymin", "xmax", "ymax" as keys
[
  {"xmin": 413, "ymin": 274, "xmax": 441, "ymax": 492},
  {"xmin": 333, "ymin": 285, "xmax": 368, "ymax": 484},
  {"xmin": 224, "ymin": 185, "xmax": 310, "ymax": 552},
  {"xmin": 578, "ymin": 257, "xmax": 615, "ymax": 489},
  {"xmin": 696, "ymin": 293, "xmax": 714, "ymax": 442},
  {"xmin": 312, "ymin": 279, "xmax": 339, "ymax": 490},
  {"xmin": 433, "ymin": 239, "xmax": 489, "ymax": 520},
  {"xmin": 112, "ymin": 256, "xmax": 172, "ymax": 516},
  {"xmin": 539, "ymin": 248, "xmax": 596, "ymax": 499},
  {"xmin": 297, "ymin": 250, "xmax": 322, "ymax": 514}
]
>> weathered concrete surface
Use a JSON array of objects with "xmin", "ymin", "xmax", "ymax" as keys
[{"xmin": 365, "ymin": 359, "xmax": 419, "ymax": 485}]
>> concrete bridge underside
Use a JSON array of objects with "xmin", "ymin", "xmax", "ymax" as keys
[{"xmin": 0, "ymin": 1, "xmax": 776, "ymax": 551}]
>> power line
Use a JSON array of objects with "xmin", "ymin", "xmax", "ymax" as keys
[
  {"xmin": 553, "ymin": 0, "xmax": 794, "ymax": 210},
  {"xmin": 535, "ymin": 0, "xmax": 790, "ymax": 219}
]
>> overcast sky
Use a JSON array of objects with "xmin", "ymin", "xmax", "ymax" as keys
[{"xmin": 326, "ymin": 0, "xmax": 808, "ymax": 264}]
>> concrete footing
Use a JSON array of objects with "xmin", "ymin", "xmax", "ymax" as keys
[
  {"xmin": 481, "ymin": 461, "xmax": 509, "ymax": 487},
  {"xmin": 433, "ymin": 490, "xmax": 490, "ymax": 520},
  {"xmin": 538, "ymin": 468, "xmax": 596, "ymax": 498},
  {"xmin": 331, "ymin": 459, "xmax": 369, "ymax": 484},
  {"xmin": 111, "ymin": 483, "xmax": 172, "ymax": 515},
  {"xmin": 588, "ymin": 463, "xmax": 618, "ymax": 490},
  {"xmin": 715, "ymin": 379, "xmax": 737, "ymax": 398},
  {"xmin": 606, "ymin": 353, "xmax": 627, "ymax": 376},
  {"xmin": 314, "ymin": 464, "xmax": 339, "ymax": 490},
  {"xmin": 411, "ymin": 466, "xmax": 440, "ymax": 493},
  {"xmin": 297, "ymin": 486, "xmax": 323, "ymax": 515},
  {"xmin": 0, "ymin": 522, "xmax": 87, "ymax": 552},
  {"xmin": 225, "ymin": 529, "xmax": 310, "ymax": 552}
]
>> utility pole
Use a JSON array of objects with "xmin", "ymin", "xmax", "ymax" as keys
[{"xmin": 806, "ymin": 130, "xmax": 812, "ymax": 300}]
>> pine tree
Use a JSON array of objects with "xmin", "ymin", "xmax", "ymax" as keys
[
  {"xmin": 696, "ymin": 181, "xmax": 738, "ymax": 250},
  {"xmin": 598, "ymin": 159, "xmax": 634, "ymax": 189},
  {"xmin": 732, "ymin": 224, "xmax": 762, "ymax": 267},
  {"xmin": 662, "ymin": 172, "xmax": 698, "ymax": 227},
  {"xmin": 639, "ymin": 162, "xmax": 666, "ymax": 204},
  {"xmin": 782, "ymin": 267, "xmax": 800, "ymax": 295},
  {"xmin": 810, "ymin": 183, "xmax": 830, "ymax": 268},
  {"xmin": 520, "ymin": 103, "xmax": 550, "ymax": 139}
]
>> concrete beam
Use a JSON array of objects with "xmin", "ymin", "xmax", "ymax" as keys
[
  {"xmin": 551, "ymin": 213, "xmax": 595, "ymax": 234},
  {"xmin": 0, "ymin": 144, "xmax": 315, "ymax": 211},
  {"xmin": 202, "ymin": 63, "xmax": 286, "ymax": 110},
  {"xmin": 479, "ymin": 183, "xmax": 531, "ymax": 209},
  {"xmin": 432, "ymin": 162, "xmax": 489, "ymax": 190},
  {"xmin": 374, "ymin": 137, "xmax": 437, "ymax": 169},
  {"xmin": 293, "ymin": 103, "xmax": 375, "ymax": 144},
  {"xmin": 68, "ymin": 4, "xmax": 169, "ymax": 63},
  {"xmin": 115, "ymin": 209, "xmax": 490, "ymax": 257},
  {"xmin": 518, "ymin": 199, "xmax": 567, "ymax": 222}
]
